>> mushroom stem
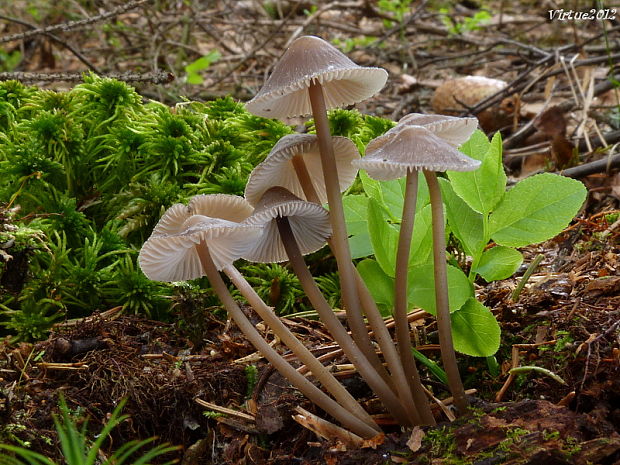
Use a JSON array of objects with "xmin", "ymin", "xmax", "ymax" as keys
[
  {"xmin": 393, "ymin": 169, "xmax": 437, "ymax": 425},
  {"xmin": 223, "ymin": 264, "xmax": 379, "ymax": 430},
  {"xmin": 307, "ymin": 81, "xmax": 387, "ymax": 385},
  {"xmin": 194, "ymin": 240, "xmax": 381, "ymax": 438},
  {"xmin": 275, "ymin": 216, "xmax": 411, "ymax": 426},
  {"xmin": 423, "ymin": 171, "xmax": 469, "ymax": 413},
  {"xmin": 291, "ymin": 152, "xmax": 426, "ymax": 422},
  {"xmin": 291, "ymin": 155, "xmax": 320, "ymax": 204}
]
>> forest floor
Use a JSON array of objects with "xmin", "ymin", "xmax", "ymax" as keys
[{"xmin": 0, "ymin": 0, "xmax": 619, "ymax": 464}]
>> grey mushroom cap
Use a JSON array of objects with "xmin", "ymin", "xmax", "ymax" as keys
[
  {"xmin": 245, "ymin": 36, "xmax": 388, "ymax": 119},
  {"xmin": 368, "ymin": 114, "xmax": 478, "ymax": 155},
  {"xmin": 242, "ymin": 186, "xmax": 332, "ymax": 263},
  {"xmin": 188, "ymin": 194, "xmax": 254, "ymax": 222},
  {"xmin": 139, "ymin": 197, "xmax": 262, "ymax": 281},
  {"xmin": 244, "ymin": 133, "xmax": 360, "ymax": 206},
  {"xmin": 354, "ymin": 125, "xmax": 481, "ymax": 181}
]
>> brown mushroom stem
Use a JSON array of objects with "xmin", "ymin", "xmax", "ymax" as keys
[
  {"xmin": 292, "ymin": 153, "xmax": 428, "ymax": 422},
  {"xmin": 223, "ymin": 264, "xmax": 378, "ymax": 429},
  {"xmin": 307, "ymin": 81, "xmax": 388, "ymax": 385},
  {"xmin": 392, "ymin": 169, "xmax": 437, "ymax": 425},
  {"xmin": 275, "ymin": 216, "xmax": 411, "ymax": 426},
  {"xmin": 195, "ymin": 240, "xmax": 381, "ymax": 438},
  {"xmin": 423, "ymin": 171, "xmax": 469, "ymax": 413}
]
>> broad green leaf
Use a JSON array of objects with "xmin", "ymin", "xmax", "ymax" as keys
[
  {"xmin": 379, "ymin": 173, "xmax": 430, "ymax": 220},
  {"xmin": 344, "ymin": 194, "xmax": 373, "ymax": 258},
  {"xmin": 367, "ymin": 197, "xmax": 399, "ymax": 276},
  {"xmin": 448, "ymin": 131, "xmax": 506, "ymax": 214},
  {"xmin": 185, "ymin": 51, "xmax": 221, "ymax": 73},
  {"xmin": 459, "ymin": 128, "xmax": 490, "ymax": 160},
  {"xmin": 439, "ymin": 178, "xmax": 485, "ymax": 258},
  {"xmin": 451, "ymin": 298, "xmax": 500, "ymax": 357},
  {"xmin": 343, "ymin": 195, "xmax": 368, "ymax": 237},
  {"xmin": 359, "ymin": 170, "xmax": 382, "ymax": 204},
  {"xmin": 473, "ymin": 246, "xmax": 523, "ymax": 281},
  {"xmin": 357, "ymin": 259, "xmax": 394, "ymax": 316},
  {"xmin": 407, "ymin": 203, "xmax": 433, "ymax": 267},
  {"xmin": 489, "ymin": 173, "xmax": 587, "ymax": 247},
  {"xmin": 407, "ymin": 264, "xmax": 473, "ymax": 315},
  {"xmin": 185, "ymin": 51, "xmax": 222, "ymax": 85}
]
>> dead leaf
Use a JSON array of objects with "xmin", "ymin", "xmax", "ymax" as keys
[{"xmin": 406, "ymin": 426, "xmax": 425, "ymax": 452}]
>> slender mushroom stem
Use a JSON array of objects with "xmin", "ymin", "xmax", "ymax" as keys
[
  {"xmin": 275, "ymin": 216, "xmax": 411, "ymax": 426},
  {"xmin": 194, "ymin": 240, "xmax": 381, "ymax": 438},
  {"xmin": 423, "ymin": 171, "xmax": 469, "ymax": 413},
  {"xmin": 307, "ymin": 81, "xmax": 389, "ymax": 385},
  {"xmin": 223, "ymin": 264, "xmax": 378, "ymax": 430},
  {"xmin": 393, "ymin": 169, "xmax": 436, "ymax": 425},
  {"xmin": 292, "ymin": 154, "xmax": 430, "ymax": 424}
]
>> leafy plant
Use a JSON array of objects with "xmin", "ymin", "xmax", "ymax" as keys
[
  {"xmin": 0, "ymin": 394, "xmax": 179, "ymax": 465},
  {"xmin": 345, "ymin": 130, "xmax": 587, "ymax": 357},
  {"xmin": 185, "ymin": 51, "xmax": 221, "ymax": 85}
]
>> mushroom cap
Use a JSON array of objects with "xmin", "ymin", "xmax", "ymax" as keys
[
  {"xmin": 245, "ymin": 36, "xmax": 388, "ymax": 119},
  {"xmin": 188, "ymin": 194, "xmax": 254, "ymax": 222},
  {"xmin": 139, "ymin": 197, "xmax": 261, "ymax": 281},
  {"xmin": 353, "ymin": 125, "xmax": 481, "ymax": 181},
  {"xmin": 242, "ymin": 186, "xmax": 332, "ymax": 263},
  {"xmin": 244, "ymin": 133, "xmax": 360, "ymax": 206},
  {"xmin": 369, "ymin": 113, "xmax": 478, "ymax": 155}
]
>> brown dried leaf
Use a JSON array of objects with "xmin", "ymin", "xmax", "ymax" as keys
[{"xmin": 406, "ymin": 426, "xmax": 425, "ymax": 452}]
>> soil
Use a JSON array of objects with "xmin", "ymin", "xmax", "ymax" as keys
[{"xmin": 1, "ymin": 1, "xmax": 619, "ymax": 464}]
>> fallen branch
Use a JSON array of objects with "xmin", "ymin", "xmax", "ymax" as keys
[
  {"xmin": 0, "ymin": 71, "xmax": 174, "ymax": 84},
  {"xmin": 0, "ymin": 0, "xmax": 150, "ymax": 44}
]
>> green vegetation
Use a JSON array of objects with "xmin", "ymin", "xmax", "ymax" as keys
[
  {"xmin": 0, "ymin": 394, "xmax": 179, "ymax": 465},
  {"xmin": 344, "ymin": 129, "xmax": 587, "ymax": 357}
]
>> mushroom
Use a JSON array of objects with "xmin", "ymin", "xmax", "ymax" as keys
[
  {"xmin": 139, "ymin": 196, "xmax": 379, "ymax": 438},
  {"xmin": 244, "ymin": 133, "xmax": 360, "ymax": 206},
  {"xmin": 244, "ymin": 186, "xmax": 413, "ymax": 425},
  {"xmin": 245, "ymin": 35, "xmax": 389, "ymax": 386},
  {"xmin": 356, "ymin": 122, "xmax": 480, "ymax": 414},
  {"xmin": 246, "ymin": 136, "xmax": 426, "ymax": 424}
]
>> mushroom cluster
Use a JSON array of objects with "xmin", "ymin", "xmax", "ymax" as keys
[{"xmin": 139, "ymin": 36, "xmax": 481, "ymax": 438}]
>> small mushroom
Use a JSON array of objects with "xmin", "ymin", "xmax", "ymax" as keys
[
  {"xmin": 245, "ymin": 36, "xmax": 387, "ymax": 119},
  {"xmin": 245, "ymin": 36, "xmax": 389, "ymax": 378},
  {"xmin": 244, "ymin": 133, "xmax": 360, "ymax": 206},
  {"xmin": 139, "ymin": 196, "xmax": 379, "ymax": 438},
  {"xmin": 357, "ymin": 122, "xmax": 480, "ymax": 415},
  {"xmin": 244, "ymin": 187, "xmax": 411, "ymax": 426}
]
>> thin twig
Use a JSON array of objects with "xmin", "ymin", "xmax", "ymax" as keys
[
  {"xmin": 0, "ymin": 0, "xmax": 150, "ymax": 44},
  {"xmin": 0, "ymin": 70, "xmax": 174, "ymax": 84}
]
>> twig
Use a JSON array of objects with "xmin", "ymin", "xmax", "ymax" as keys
[
  {"xmin": 0, "ymin": 71, "xmax": 174, "ymax": 84},
  {"xmin": 0, "ymin": 0, "xmax": 150, "ymax": 44},
  {"xmin": 560, "ymin": 153, "xmax": 620, "ymax": 178},
  {"xmin": 194, "ymin": 398, "xmax": 255, "ymax": 422},
  {"xmin": 0, "ymin": 13, "xmax": 100, "ymax": 72}
]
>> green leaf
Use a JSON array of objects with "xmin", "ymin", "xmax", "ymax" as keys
[
  {"xmin": 451, "ymin": 298, "xmax": 500, "ymax": 357},
  {"xmin": 489, "ymin": 173, "xmax": 587, "ymax": 247},
  {"xmin": 439, "ymin": 178, "xmax": 485, "ymax": 258},
  {"xmin": 343, "ymin": 195, "xmax": 374, "ymax": 258},
  {"xmin": 473, "ymin": 246, "xmax": 523, "ymax": 281},
  {"xmin": 408, "ymin": 264, "xmax": 473, "ymax": 315},
  {"xmin": 185, "ymin": 51, "xmax": 221, "ymax": 85},
  {"xmin": 407, "ymin": 204, "xmax": 433, "ymax": 267},
  {"xmin": 357, "ymin": 259, "xmax": 394, "ymax": 316},
  {"xmin": 367, "ymin": 197, "xmax": 399, "ymax": 277},
  {"xmin": 448, "ymin": 131, "xmax": 506, "ymax": 214}
]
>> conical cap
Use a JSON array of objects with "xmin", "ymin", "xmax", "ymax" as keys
[
  {"xmin": 243, "ymin": 187, "xmax": 331, "ymax": 263},
  {"xmin": 354, "ymin": 125, "xmax": 481, "ymax": 181},
  {"xmin": 246, "ymin": 36, "xmax": 387, "ymax": 119},
  {"xmin": 245, "ymin": 133, "xmax": 359, "ymax": 206}
]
